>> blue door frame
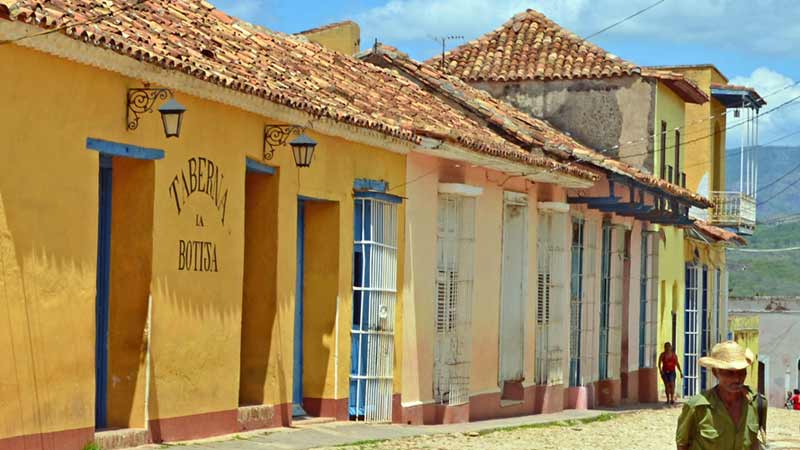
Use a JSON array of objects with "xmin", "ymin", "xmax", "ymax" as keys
[
  {"xmin": 293, "ymin": 199, "xmax": 305, "ymax": 413},
  {"xmin": 95, "ymin": 154, "xmax": 113, "ymax": 429}
]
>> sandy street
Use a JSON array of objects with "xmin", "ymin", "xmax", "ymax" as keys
[{"xmin": 319, "ymin": 407, "xmax": 800, "ymax": 450}]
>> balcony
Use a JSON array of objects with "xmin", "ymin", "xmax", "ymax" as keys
[{"xmin": 709, "ymin": 191, "xmax": 756, "ymax": 235}]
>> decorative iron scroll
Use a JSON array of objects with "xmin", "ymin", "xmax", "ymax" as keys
[
  {"xmin": 263, "ymin": 125, "xmax": 302, "ymax": 161},
  {"xmin": 127, "ymin": 88, "xmax": 172, "ymax": 131}
]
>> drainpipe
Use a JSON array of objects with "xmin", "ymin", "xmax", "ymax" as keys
[{"xmin": 144, "ymin": 293, "xmax": 153, "ymax": 428}]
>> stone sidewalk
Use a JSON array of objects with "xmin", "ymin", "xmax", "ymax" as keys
[{"xmin": 128, "ymin": 409, "xmax": 604, "ymax": 450}]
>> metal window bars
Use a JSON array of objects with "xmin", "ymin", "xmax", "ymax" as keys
[
  {"xmin": 683, "ymin": 264, "xmax": 700, "ymax": 397},
  {"xmin": 606, "ymin": 227, "xmax": 625, "ymax": 380},
  {"xmin": 580, "ymin": 219, "xmax": 600, "ymax": 385},
  {"xmin": 599, "ymin": 224, "xmax": 613, "ymax": 380},
  {"xmin": 536, "ymin": 211, "xmax": 566, "ymax": 386},
  {"xmin": 569, "ymin": 218, "xmax": 585, "ymax": 387},
  {"xmin": 434, "ymin": 195, "xmax": 475, "ymax": 406},
  {"xmin": 350, "ymin": 198, "xmax": 398, "ymax": 422},
  {"xmin": 646, "ymin": 233, "xmax": 660, "ymax": 368}
]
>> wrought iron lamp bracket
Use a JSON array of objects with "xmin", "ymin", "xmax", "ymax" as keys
[
  {"xmin": 127, "ymin": 88, "xmax": 173, "ymax": 131},
  {"xmin": 263, "ymin": 125, "xmax": 303, "ymax": 161}
]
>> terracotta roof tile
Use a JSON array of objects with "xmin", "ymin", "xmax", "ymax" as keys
[
  {"xmin": 694, "ymin": 220, "xmax": 747, "ymax": 245},
  {"xmin": 0, "ymin": 0, "xmax": 590, "ymax": 179},
  {"xmin": 365, "ymin": 45, "xmax": 711, "ymax": 208},
  {"xmin": 436, "ymin": 9, "xmax": 708, "ymax": 104}
]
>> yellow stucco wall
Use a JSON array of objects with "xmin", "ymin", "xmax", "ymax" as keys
[
  {"xmin": 669, "ymin": 68, "xmax": 727, "ymax": 198},
  {"xmin": 0, "ymin": 42, "xmax": 406, "ymax": 439},
  {"xmin": 300, "ymin": 22, "xmax": 361, "ymax": 56},
  {"xmin": 729, "ymin": 315, "xmax": 760, "ymax": 392},
  {"xmin": 654, "ymin": 82, "xmax": 687, "ymax": 183}
]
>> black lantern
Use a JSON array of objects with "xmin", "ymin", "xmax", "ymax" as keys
[
  {"xmin": 158, "ymin": 98, "xmax": 187, "ymax": 138},
  {"xmin": 290, "ymin": 133, "xmax": 317, "ymax": 168}
]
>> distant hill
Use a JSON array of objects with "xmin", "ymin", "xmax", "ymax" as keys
[
  {"xmin": 726, "ymin": 145, "xmax": 800, "ymax": 296},
  {"xmin": 727, "ymin": 221, "xmax": 800, "ymax": 297}
]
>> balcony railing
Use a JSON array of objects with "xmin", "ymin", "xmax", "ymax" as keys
[{"xmin": 709, "ymin": 191, "xmax": 756, "ymax": 235}]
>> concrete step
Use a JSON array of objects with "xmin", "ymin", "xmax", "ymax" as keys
[
  {"xmin": 94, "ymin": 428, "xmax": 150, "ymax": 450},
  {"xmin": 291, "ymin": 416, "xmax": 337, "ymax": 428}
]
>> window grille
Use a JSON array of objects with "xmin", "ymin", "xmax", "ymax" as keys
[
  {"xmin": 638, "ymin": 231, "xmax": 659, "ymax": 369},
  {"xmin": 700, "ymin": 267, "xmax": 710, "ymax": 391},
  {"xmin": 638, "ymin": 231, "xmax": 649, "ymax": 369},
  {"xmin": 580, "ymin": 219, "xmax": 600, "ymax": 385},
  {"xmin": 599, "ymin": 224, "xmax": 612, "ymax": 380},
  {"xmin": 536, "ymin": 211, "xmax": 567, "ymax": 385},
  {"xmin": 434, "ymin": 194, "xmax": 475, "ymax": 406},
  {"xmin": 350, "ymin": 198, "xmax": 398, "ymax": 422},
  {"xmin": 646, "ymin": 232, "xmax": 659, "ymax": 368},
  {"xmin": 606, "ymin": 227, "xmax": 625, "ymax": 380},
  {"xmin": 683, "ymin": 264, "xmax": 700, "ymax": 397},
  {"xmin": 569, "ymin": 218, "xmax": 585, "ymax": 387}
]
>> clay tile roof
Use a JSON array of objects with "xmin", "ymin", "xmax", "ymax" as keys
[
  {"xmin": 711, "ymin": 83, "xmax": 766, "ymax": 107},
  {"xmin": 436, "ymin": 9, "xmax": 708, "ymax": 104},
  {"xmin": 0, "ymin": 0, "xmax": 593, "ymax": 179},
  {"xmin": 365, "ymin": 44, "xmax": 711, "ymax": 208},
  {"xmin": 693, "ymin": 220, "xmax": 747, "ymax": 245}
]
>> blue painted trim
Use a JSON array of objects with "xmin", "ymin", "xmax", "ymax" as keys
[
  {"xmin": 354, "ymin": 191, "xmax": 403, "ymax": 204},
  {"xmin": 95, "ymin": 156, "xmax": 113, "ymax": 429},
  {"xmin": 86, "ymin": 138, "xmax": 165, "ymax": 160},
  {"xmin": 354, "ymin": 178, "xmax": 387, "ymax": 192},
  {"xmin": 246, "ymin": 158, "xmax": 276, "ymax": 175},
  {"xmin": 293, "ymin": 199, "xmax": 305, "ymax": 408}
]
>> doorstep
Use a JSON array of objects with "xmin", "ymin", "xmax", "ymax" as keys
[{"xmin": 94, "ymin": 427, "xmax": 150, "ymax": 450}]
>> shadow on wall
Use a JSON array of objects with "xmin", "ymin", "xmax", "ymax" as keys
[{"xmin": 0, "ymin": 191, "xmax": 96, "ymax": 445}]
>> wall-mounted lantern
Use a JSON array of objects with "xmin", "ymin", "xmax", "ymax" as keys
[
  {"xmin": 127, "ymin": 88, "xmax": 187, "ymax": 138},
  {"xmin": 264, "ymin": 125, "xmax": 318, "ymax": 168},
  {"xmin": 158, "ymin": 98, "xmax": 187, "ymax": 138}
]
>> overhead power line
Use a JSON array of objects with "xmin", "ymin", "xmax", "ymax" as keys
[
  {"xmin": 583, "ymin": 0, "xmax": 666, "ymax": 41},
  {"xmin": 729, "ymin": 246, "xmax": 800, "ymax": 253}
]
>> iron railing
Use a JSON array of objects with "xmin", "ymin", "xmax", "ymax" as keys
[{"xmin": 709, "ymin": 191, "xmax": 756, "ymax": 235}]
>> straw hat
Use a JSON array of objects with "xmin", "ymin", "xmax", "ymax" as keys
[{"xmin": 698, "ymin": 340, "xmax": 755, "ymax": 370}]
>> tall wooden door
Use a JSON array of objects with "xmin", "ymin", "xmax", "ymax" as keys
[{"xmin": 499, "ymin": 192, "xmax": 528, "ymax": 384}]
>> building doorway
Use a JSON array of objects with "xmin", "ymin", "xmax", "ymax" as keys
[
  {"xmin": 94, "ymin": 150, "xmax": 156, "ymax": 430},
  {"xmin": 349, "ymin": 194, "xmax": 401, "ymax": 422},
  {"xmin": 293, "ymin": 197, "xmax": 340, "ymax": 418},
  {"xmin": 499, "ymin": 192, "xmax": 528, "ymax": 394}
]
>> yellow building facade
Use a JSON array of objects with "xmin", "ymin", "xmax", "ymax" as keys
[{"xmin": 0, "ymin": 29, "xmax": 410, "ymax": 449}]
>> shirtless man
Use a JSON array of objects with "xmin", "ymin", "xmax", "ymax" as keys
[{"xmin": 658, "ymin": 342, "xmax": 683, "ymax": 405}]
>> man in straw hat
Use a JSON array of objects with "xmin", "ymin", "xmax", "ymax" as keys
[{"xmin": 676, "ymin": 340, "xmax": 767, "ymax": 450}]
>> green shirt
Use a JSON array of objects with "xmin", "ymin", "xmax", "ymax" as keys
[{"xmin": 676, "ymin": 386, "xmax": 762, "ymax": 450}]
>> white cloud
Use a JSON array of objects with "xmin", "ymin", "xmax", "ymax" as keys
[
  {"xmin": 728, "ymin": 67, "xmax": 800, "ymax": 147},
  {"xmin": 357, "ymin": 0, "xmax": 800, "ymax": 58}
]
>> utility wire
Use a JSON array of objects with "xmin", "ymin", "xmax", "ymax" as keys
[
  {"xmin": 681, "ymin": 128, "xmax": 800, "ymax": 172},
  {"xmin": 757, "ymin": 175, "xmax": 800, "ymax": 206},
  {"xmin": 612, "ymin": 92, "xmax": 800, "ymax": 162},
  {"xmin": 0, "ymin": 0, "xmax": 148, "ymax": 46},
  {"xmin": 583, "ymin": 0, "xmax": 666, "ymax": 41},
  {"xmin": 595, "ymin": 79, "xmax": 800, "ymax": 157},
  {"xmin": 729, "ymin": 246, "xmax": 800, "ymax": 253}
]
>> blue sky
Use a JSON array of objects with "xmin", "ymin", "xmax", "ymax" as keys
[{"xmin": 214, "ymin": 0, "xmax": 800, "ymax": 146}]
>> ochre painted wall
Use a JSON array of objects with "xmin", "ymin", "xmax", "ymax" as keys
[
  {"xmin": 654, "ymin": 82, "xmax": 687, "ymax": 184},
  {"xmin": 0, "ymin": 42, "xmax": 406, "ymax": 442},
  {"xmin": 301, "ymin": 22, "xmax": 361, "ymax": 56},
  {"xmin": 729, "ymin": 315, "xmax": 760, "ymax": 392}
]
